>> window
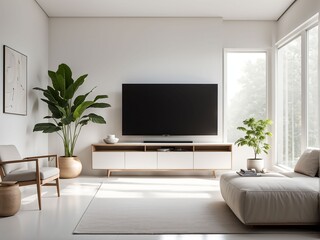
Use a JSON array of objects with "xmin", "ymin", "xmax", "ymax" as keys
[
  {"xmin": 276, "ymin": 15, "xmax": 319, "ymax": 169},
  {"xmin": 277, "ymin": 37, "xmax": 302, "ymax": 168},
  {"xmin": 225, "ymin": 51, "xmax": 267, "ymax": 142},
  {"xmin": 307, "ymin": 26, "xmax": 319, "ymax": 148}
]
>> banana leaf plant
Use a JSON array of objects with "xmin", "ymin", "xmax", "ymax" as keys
[{"xmin": 33, "ymin": 63, "xmax": 110, "ymax": 157}]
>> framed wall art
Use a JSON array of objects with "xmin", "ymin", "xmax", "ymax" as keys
[{"xmin": 3, "ymin": 45, "xmax": 27, "ymax": 115}]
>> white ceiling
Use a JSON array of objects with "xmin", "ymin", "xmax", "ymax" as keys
[{"xmin": 35, "ymin": 0, "xmax": 296, "ymax": 20}]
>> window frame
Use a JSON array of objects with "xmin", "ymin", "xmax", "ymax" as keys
[
  {"xmin": 306, "ymin": 25, "xmax": 319, "ymax": 148},
  {"xmin": 275, "ymin": 14, "xmax": 319, "ymax": 169}
]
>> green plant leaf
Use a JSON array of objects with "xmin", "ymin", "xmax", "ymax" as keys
[
  {"xmin": 48, "ymin": 70, "xmax": 57, "ymax": 85},
  {"xmin": 33, "ymin": 123, "xmax": 61, "ymax": 133},
  {"xmin": 88, "ymin": 113, "xmax": 106, "ymax": 124},
  {"xmin": 73, "ymin": 101, "xmax": 94, "ymax": 119},
  {"xmin": 89, "ymin": 103, "xmax": 111, "ymax": 108},
  {"xmin": 41, "ymin": 98, "xmax": 64, "ymax": 118},
  {"xmin": 48, "ymin": 105, "xmax": 63, "ymax": 118},
  {"xmin": 56, "ymin": 74, "xmax": 66, "ymax": 97},
  {"xmin": 47, "ymin": 87, "xmax": 68, "ymax": 107},
  {"xmin": 79, "ymin": 119, "xmax": 89, "ymax": 126},
  {"xmin": 94, "ymin": 95, "xmax": 109, "ymax": 102},
  {"xmin": 57, "ymin": 64, "xmax": 73, "ymax": 88},
  {"xmin": 33, "ymin": 87, "xmax": 45, "ymax": 92},
  {"xmin": 61, "ymin": 114, "xmax": 74, "ymax": 125},
  {"xmin": 43, "ymin": 90, "xmax": 58, "ymax": 104},
  {"xmin": 65, "ymin": 74, "xmax": 87, "ymax": 99},
  {"xmin": 237, "ymin": 126, "xmax": 246, "ymax": 131},
  {"xmin": 72, "ymin": 88, "xmax": 95, "ymax": 112}
]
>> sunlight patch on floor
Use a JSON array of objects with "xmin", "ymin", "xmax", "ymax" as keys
[
  {"xmin": 60, "ymin": 182, "xmax": 101, "ymax": 196},
  {"xmin": 96, "ymin": 177, "xmax": 219, "ymax": 199},
  {"xmin": 21, "ymin": 192, "xmax": 48, "ymax": 205}
]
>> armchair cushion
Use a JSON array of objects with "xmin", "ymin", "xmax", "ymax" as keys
[
  {"xmin": 3, "ymin": 167, "xmax": 59, "ymax": 182},
  {"xmin": 294, "ymin": 148, "xmax": 320, "ymax": 177},
  {"xmin": 0, "ymin": 145, "xmax": 27, "ymax": 174}
]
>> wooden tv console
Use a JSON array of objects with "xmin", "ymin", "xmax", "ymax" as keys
[{"xmin": 91, "ymin": 143, "xmax": 232, "ymax": 177}]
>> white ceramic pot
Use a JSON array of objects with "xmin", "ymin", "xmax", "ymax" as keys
[
  {"xmin": 247, "ymin": 158, "xmax": 264, "ymax": 172},
  {"xmin": 104, "ymin": 135, "xmax": 119, "ymax": 144}
]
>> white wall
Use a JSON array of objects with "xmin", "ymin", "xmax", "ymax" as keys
[
  {"xmin": 223, "ymin": 21, "xmax": 276, "ymax": 48},
  {"xmin": 49, "ymin": 18, "xmax": 224, "ymax": 175},
  {"xmin": 0, "ymin": 0, "xmax": 49, "ymax": 157},
  {"xmin": 277, "ymin": 0, "xmax": 320, "ymax": 41},
  {"xmin": 49, "ymin": 18, "xmax": 275, "ymax": 175}
]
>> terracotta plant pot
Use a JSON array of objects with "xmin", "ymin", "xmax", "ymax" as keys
[
  {"xmin": 0, "ymin": 183, "xmax": 21, "ymax": 217},
  {"xmin": 247, "ymin": 158, "xmax": 264, "ymax": 172},
  {"xmin": 58, "ymin": 156, "xmax": 82, "ymax": 179}
]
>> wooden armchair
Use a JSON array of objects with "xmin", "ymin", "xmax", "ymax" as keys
[{"xmin": 0, "ymin": 145, "xmax": 60, "ymax": 210}]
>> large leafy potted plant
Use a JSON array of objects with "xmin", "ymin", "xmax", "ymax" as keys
[
  {"xmin": 235, "ymin": 118, "xmax": 272, "ymax": 172},
  {"xmin": 33, "ymin": 63, "xmax": 110, "ymax": 178}
]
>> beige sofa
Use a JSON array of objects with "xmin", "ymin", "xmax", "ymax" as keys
[{"xmin": 220, "ymin": 148, "xmax": 320, "ymax": 225}]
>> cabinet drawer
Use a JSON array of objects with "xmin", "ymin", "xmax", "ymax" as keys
[
  {"xmin": 194, "ymin": 152, "xmax": 231, "ymax": 169},
  {"xmin": 157, "ymin": 152, "xmax": 193, "ymax": 169},
  {"xmin": 92, "ymin": 152, "xmax": 125, "ymax": 169},
  {"xmin": 125, "ymin": 152, "xmax": 157, "ymax": 169}
]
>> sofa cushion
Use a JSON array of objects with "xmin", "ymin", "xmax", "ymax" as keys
[
  {"xmin": 280, "ymin": 171, "xmax": 319, "ymax": 192},
  {"xmin": 294, "ymin": 148, "xmax": 319, "ymax": 177}
]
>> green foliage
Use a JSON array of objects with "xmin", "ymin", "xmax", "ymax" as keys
[
  {"xmin": 33, "ymin": 63, "xmax": 111, "ymax": 157},
  {"xmin": 235, "ymin": 118, "xmax": 272, "ymax": 159}
]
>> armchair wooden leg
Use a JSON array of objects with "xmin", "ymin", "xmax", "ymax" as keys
[
  {"xmin": 36, "ymin": 182, "xmax": 42, "ymax": 210},
  {"xmin": 56, "ymin": 178, "xmax": 60, "ymax": 197},
  {"xmin": 35, "ymin": 159, "xmax": 42, "ymax": 210}
]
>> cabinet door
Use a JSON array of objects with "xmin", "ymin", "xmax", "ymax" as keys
[
  {"xmin": 125, "ymin": 152, "xmax": 157, "ymax": 169},
  {"xmin": 92, "ymin": 152, "xmax": 125, "ymax": 169},
  {"xmin": 194, "ymin": 152, "xmax": 231, "ymax": 169},
  {"xmin": 157, "ymin": 152, "xmax": 193, "ymax": 169}
]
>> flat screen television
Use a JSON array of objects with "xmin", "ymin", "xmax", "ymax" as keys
[{"xmin": 122, "ymin": 84, "xmax": 218, "ymax": 135}]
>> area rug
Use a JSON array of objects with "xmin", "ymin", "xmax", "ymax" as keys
[{"xmin": 74, "ymin": 177, "xmax": 318, "ymax": 234}]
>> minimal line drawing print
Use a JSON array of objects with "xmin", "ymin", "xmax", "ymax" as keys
[{"xmin": 3, "ymin": 45, "xmax": 27, "ymax": 115}]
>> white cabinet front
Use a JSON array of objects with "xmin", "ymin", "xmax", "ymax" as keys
[
  {"xmin": 157, "ymin": 152, "xmax": 193, "ymax": 169},
  {"xmin": 125, "ymin": 152, "xmax": 157, "ymax": 169},
  {"xmin": 92, "ymin": 152, "xmax": 125, "ymax": 169},
  {"xmin": 194, "ymin": 152, "xmax": 231, "ymax": 169}
]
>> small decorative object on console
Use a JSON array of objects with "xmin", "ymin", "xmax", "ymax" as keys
[{"xmin": 104, "ymin": 135, "xmax": 119, "ymax": 144}]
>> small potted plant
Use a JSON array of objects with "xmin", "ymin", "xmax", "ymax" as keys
[
  {"xmin": 33, "ymin": 63, "xmax": 110, "ymax": 178},
  {"xmin": 235, "ymin": 118, "xmax": 272, "ymax": 172}
]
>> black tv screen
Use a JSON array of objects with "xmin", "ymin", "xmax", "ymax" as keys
[{"xmin": 122, "ymin": 84, "xmax": 218, "ymax": 135}]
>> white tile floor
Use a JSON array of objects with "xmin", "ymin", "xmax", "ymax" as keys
[{"xmin": 0, "ymin": 176, "xmax": 319, "ymax": 240}]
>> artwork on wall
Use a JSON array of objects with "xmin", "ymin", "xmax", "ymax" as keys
[{"xmin": 3, "ymin": 45, "xmax": 27, "ymax": 115}]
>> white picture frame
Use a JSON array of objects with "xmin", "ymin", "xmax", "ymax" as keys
[{"xmin": 3, "ymin": 45, "xmax": 27, "ymax": 115}]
